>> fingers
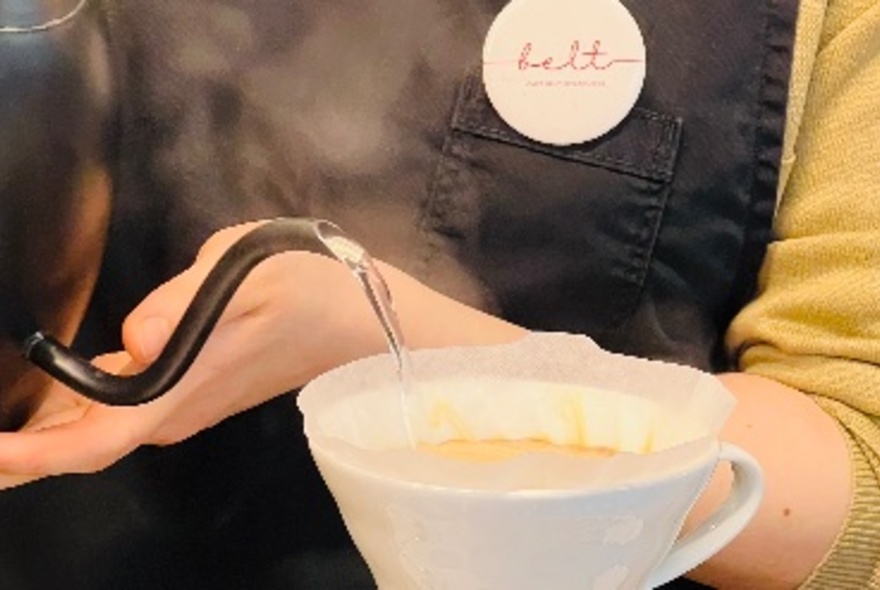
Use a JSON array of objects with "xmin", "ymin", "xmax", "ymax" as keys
[
  {"xmin": 0, "ymin": 353, "xmax": 148, "ymax": 478},
  {"xmin": 121, "ymin": 268, "xmax": 196, "ymax": 364},
  {"xmin": 122, "ymin": 221, "xmax": 268, "ymax": 364},
  {"xmin": 0, "ymin": 472, "xmax": 42, "ymax": 491},
  {"xmin": 0, "ymin": 411, "xmax": 140, "ymax": 476}
]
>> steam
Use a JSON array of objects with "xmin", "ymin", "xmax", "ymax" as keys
[
  {"xmin": 237, "ymin": 0, "xmax": 495, "ymax": 176},
  {"xmin": 120, "ymin": 0, "xmax": 498, "ymax": 236}
]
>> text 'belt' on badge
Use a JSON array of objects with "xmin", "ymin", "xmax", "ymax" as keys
[{"xmin": 482, "ymin": 0, "xmax": 646, "ymax": 146}]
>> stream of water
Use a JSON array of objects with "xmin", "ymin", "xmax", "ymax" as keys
[{"xmin": 317, "ymin": 222, "xmax": 416, "ymax": 445}]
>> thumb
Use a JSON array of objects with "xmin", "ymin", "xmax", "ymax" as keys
[
  {"xmin": 123, "ymin": 221, "xmax": 267, "ymax": 364},
  {"xmin": 122, "ymin": 269, "xmax": 197, "ymax": 365}
]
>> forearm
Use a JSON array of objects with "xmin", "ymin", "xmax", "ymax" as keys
[{"xmin": 682, "ymin": 373, "xmax": 851, "ymax": 589}]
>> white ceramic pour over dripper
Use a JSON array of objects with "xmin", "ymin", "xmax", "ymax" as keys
[{"xmin": 298, "ymin": 334, "xmax": 765, "ymax": 590}]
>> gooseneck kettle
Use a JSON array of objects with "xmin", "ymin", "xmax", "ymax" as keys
[
  {"xmin": 1, "ymin": 2, "xmax": 371, "ymax": 429},
  {"xmin": 23, "ymin": 217, "xmax": 370, "ymax": 406}
]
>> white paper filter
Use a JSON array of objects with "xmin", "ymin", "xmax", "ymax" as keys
[{"xmin": 298, "ymin": 333, "xmax": 735, "ymax": 491}]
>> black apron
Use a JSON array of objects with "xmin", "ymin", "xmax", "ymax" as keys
[{"xmin": 0, "ymin": 1, "xmax": 799, "ymax": 588}]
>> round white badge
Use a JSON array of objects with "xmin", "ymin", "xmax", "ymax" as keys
[{"xmin": 482, "ymin": 0, "xmax": 646, "ymax": 146}]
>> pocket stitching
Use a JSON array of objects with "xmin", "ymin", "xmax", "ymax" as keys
[
  {"xmin": 455, "ymin": 118, "xmax": 680, "ymax": 182},
  {"xmin": 452, "ymin": 69, "xmax": 682, "ymax": 183}
]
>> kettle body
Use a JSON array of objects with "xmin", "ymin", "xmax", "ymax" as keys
[{"xmin": 0, "ymin": 0, "xmax": 114, "ymax": 429}]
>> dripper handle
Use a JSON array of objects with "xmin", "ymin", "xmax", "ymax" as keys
[
  {"xmin": 645, "ymin": 443, "xmax": 764, "ymax": 588},
  {"xmin": 22, "ymin": 217, "xmax": 353, "ymax": 406}
]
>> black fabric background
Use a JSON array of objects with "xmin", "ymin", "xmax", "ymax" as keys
[{"xmin": 0, "ymin": 0, "xmax": 798, "ymax": 587}]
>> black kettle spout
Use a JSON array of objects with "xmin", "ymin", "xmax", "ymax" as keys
[{"xmin": 23, "ymin": 218, "xmax": 366, "ymax": 406}]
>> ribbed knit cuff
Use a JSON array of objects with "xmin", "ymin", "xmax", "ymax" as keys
[{"xmin": 800, "ymin": 398, "xmax": 880, "ymax": 589}]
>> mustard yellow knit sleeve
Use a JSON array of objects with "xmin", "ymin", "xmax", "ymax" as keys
[{"xmin": 727, "ymin": 1, "xmax": 880, "ymax": 587}]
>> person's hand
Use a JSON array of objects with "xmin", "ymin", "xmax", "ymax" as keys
[
  {"xmin": 0, "ymin": 221, "xmax": 391, "ymax": 487},
  {"xmin": 0, "ymin": 221, "xmax": 526, "ymax": 487},
  {"xmin": 0, "ymin": 351, "xmax": 145, "ymax": 490}
]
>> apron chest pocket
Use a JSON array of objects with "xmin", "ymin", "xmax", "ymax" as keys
[{"xmin": 423, "ymin": 68, "xmax": 682, "ymax": 334}]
